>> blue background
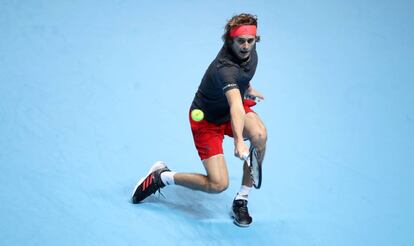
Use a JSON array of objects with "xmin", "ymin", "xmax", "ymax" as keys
[{"xmin": 1, "ymin": 0, "xmax": 413, "ymax": 245}]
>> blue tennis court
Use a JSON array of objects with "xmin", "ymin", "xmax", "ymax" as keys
[{"xmin": 1, "ymin": 1, "xmax": 413, "ymax": 245}]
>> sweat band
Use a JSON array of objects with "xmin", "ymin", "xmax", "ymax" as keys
[{"xmin": 229, "ymin": 25, "xmax": 257, "ymax": 37}]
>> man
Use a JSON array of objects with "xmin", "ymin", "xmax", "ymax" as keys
[{"xmin": 132, "ymin": 13, "xmax": 267, "ymax": 227}]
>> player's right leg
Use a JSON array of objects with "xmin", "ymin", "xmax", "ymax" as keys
[
  {"xmin": 173, "ymin": 154, "xmax": 229, "ymax": 193},
  {"xmin": 132, "ymin": 110, "xmax": 229, "ymax": 202},
  {"xmin": 132, "ymin": 108, "xmax": 231, "ymax": 202},
  {"xmin": 176, "ymin": 108, "xmax": 229, "ymax": 193},
  {"xmin": 131, "ymin": 155, "xmax": 229, "ymax": 203}
]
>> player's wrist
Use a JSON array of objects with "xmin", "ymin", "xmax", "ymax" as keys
[{"xmin": 234, "ymin": 138, "xmax": 244, "ymax": 144}]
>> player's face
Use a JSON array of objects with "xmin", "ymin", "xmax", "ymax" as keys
[{"xmin": 231, "ymin": 35, "xmax": 256, "ymax": 60}]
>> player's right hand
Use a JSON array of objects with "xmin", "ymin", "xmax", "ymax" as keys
[{"xmin": 234, "ymin": 141, "xmax": 249, "ymax": 160}]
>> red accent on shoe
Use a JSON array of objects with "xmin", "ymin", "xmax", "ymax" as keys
[
  {"xmin": 142, "ymin": 176, "xmax": 148, "ymax": 191},
  {"xmin": 148, "ymin": 174, "xmax": 153, "ymax": 187},
  {"xmin": 142, "ymin": 174, "xmax": 154, "ymax": 191}
]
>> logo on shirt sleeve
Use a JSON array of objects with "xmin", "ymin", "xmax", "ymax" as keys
[{"xmin": 222, "ymin": 83, "xmax": 238, "ymax": 91}]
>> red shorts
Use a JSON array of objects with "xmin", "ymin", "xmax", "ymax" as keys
[{"xmin": 190, "ymin": 99, "xmax": 256, "ymax": 161}]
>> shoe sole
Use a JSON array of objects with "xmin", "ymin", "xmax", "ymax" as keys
[{"xmin": 131, "ymin": 161, "xmax": 167, "ymax": 199}]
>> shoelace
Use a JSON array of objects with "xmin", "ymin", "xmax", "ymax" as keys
[
  {"xmin": 156, "ymin": 189, "xmax": 166, "ymax": 199},
  {"xmin": 152, "ymin": 179, "xmax": 166, "ymax": 199},
  {"xmin": 235, "ymin": 202, "xmax": 249, "ymax": 215},
  {"xmin": 239, "ymin": 206, "xmax": 248, "ymax": 214}
]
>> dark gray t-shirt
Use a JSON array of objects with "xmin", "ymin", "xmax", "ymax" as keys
[{"xmin": 191, "ymin": 45, "xmax": 258, "ymax": 124}]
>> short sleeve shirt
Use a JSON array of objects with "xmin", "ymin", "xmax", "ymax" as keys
[{"xmin": 191, "ymin": 45, "xmax": 258, "ymax": 124}]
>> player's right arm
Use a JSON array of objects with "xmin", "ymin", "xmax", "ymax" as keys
[{"xmin": 225, "ymin": 88, "xmax": 249, "ymax": 159}]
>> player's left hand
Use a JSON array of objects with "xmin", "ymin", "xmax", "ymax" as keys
[{"xmin": 245, "ymin": 87, "xmax": 264, "ymax": 101}]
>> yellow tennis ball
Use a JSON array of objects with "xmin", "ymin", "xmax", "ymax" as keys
[{"xmin": 191, "ymin": 109, "xmax": 204, "ymax": 122}]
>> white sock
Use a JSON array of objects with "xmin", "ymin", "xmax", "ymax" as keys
[
  {"xmin": 235, "ymin": 185, "xmax": 252, "ymax": 201},
  {"xmin": 160, "ymin": 171, "xmax": 176, "ymax": 186}
]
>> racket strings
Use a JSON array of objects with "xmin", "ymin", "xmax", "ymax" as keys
[
  {"xmin": 249, "ymin": 167, "xmax": 257, "ymax": 186},
  {"xmin": 249, "ymin": 148, "xmax": 262, "ymax": 188}
]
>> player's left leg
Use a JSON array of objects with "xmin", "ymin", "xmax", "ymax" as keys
[
  {"xmin": 242, "ymin": 112, "xmax": 267, "ymax": 185},
  {"xmin": 232, "ymin": 112, "xmax": 267, "ymax": 226}
]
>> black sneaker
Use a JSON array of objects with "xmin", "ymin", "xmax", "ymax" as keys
[
  {"xmin": 232, "ymin": 199, "xmax": 252, "ymax": 227},
  {"xmin": 131, "ymin": 161, "xmax": 170, "ymax": 203}
]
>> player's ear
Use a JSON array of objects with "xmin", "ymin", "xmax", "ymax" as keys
[{"xmin": 226, "ymin": 38, "xmax": 234, "ymax": 46}]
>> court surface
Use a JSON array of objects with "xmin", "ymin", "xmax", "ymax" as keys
[{"xmin": 1, "ymin": 1, "xmax": 413, "ymax": 245}]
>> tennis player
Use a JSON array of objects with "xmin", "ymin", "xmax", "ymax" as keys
[{"xmin": 132, "ymin": 13, "xmax": 267, "ymax": 227}]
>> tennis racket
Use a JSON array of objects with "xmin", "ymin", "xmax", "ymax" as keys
[{"xmin": 242, "ymin": 146, "xmax": 262, "ymax": 189}]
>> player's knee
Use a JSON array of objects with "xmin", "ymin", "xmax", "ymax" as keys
[
  {"xmin": 251, "ymin": 127, "xmax": 267, "ymax": 149},
  {"xmin": 208, "ymin": 180, "xmax": 229, "ymax": 193}
]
